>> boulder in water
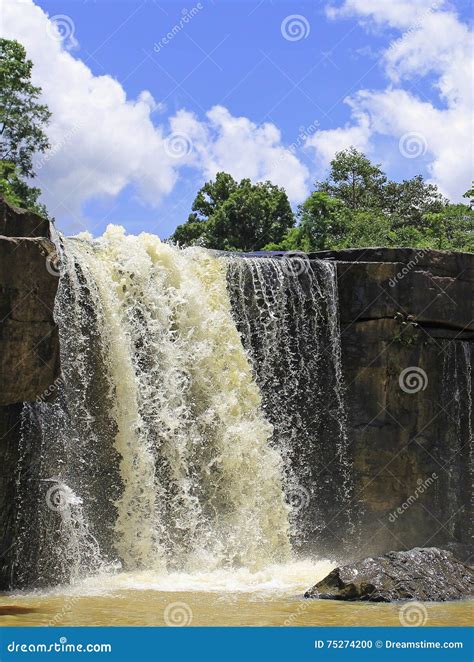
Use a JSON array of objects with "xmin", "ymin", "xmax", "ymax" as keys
[{"xmin": 304, "ymin": 548, "xmax": 474, "ymax": 602}]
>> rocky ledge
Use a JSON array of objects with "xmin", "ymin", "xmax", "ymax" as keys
[
  {"xmin": 0, "ymin": 198, "xmax": 59, "ymax": 405},
  {"xmin": 304, "ymin": 548, "xmax": 474, "ymax": 602}
]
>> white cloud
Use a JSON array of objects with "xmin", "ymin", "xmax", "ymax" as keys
[
  {"xmin": 305, "ymin": 103, "xmax": 372, "ymax": 169},
  {"xmin": 3, "ymin": 0, "xmax": 310, "ymax": 229},
  {"xmin": 326, "ymin": 0, "xmax": 445, "ymax": 30},
  {"xmin": 309, "ymin": 0, "xmax": 473, "ymax": 201},
  {"xmin": 170, "ymin": 106, "xmax": 310, "ymax": 201},
  {"xmin": 1, "ymin": 1, "xmax": 182, "ymax": 226}
]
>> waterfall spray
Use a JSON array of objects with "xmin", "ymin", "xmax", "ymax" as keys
[{"xmin": 14, "ymin": 227, "xmax": 296, "ymax": 586}]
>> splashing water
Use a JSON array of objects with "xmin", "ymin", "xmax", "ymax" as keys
[
  {"xmin": 13, "ymin": 227, "xmax": 300, "ymax": 588},
  {"xmin": 441, "ymin": 341, "xmax": 473, "ymax": 545},
  {"xmin": 226, "ymin": 256, "xmax": 355, "ymax": 554}
]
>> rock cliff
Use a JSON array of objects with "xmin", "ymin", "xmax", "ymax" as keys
[
  {"xmin": 0, "ymin": 199, "xmax": 59, "ymax": 586},
  {"xmin": 0, "ymin": 200, "xmax": 472, "ymax": 587},
  {"xmin": 311, "ymin": 248, "xmax": 473, "ymax": 558}
]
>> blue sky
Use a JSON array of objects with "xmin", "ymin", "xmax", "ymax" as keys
[{"xmin": 3, "ymin": 0, "xmax": 473, "ymax": 237}]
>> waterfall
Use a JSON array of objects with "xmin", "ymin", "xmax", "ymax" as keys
[
  {"xmin": 441, "ymin": 341, "xmax": 473, "ymax": 546},
  {"xmin": 13, "ymin": 227, "xmax": 299, "ymax": 587},
  {"xmin": 226, "ymin": 256, "xmax": 354, "ymax": 555}
]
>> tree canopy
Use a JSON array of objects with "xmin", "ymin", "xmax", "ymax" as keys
[
  {"xmin": 171, "ymin": 172, "xmax": 295, "ymax": 251},
  {"xmin": 264, "ymin": 148, "xmax": 472, "ymax": 253},
  {"xmin": 0, "ymin": 38, "xmax": 51, "ymax": 215}
]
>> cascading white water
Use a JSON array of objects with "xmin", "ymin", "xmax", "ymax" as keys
[
  {"xmin": 441, "ymin": 341, "xmax": 473, "ymax": 544},
  {"xmin": 226, "ymin": 256, "xmax": 355, "ymax": 553},
  {"xmin": 14, "ymin": 227, "xmax": 296, "ymax": 587}
]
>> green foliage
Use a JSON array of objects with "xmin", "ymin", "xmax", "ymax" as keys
[
  {"xmin": 171, "ymin": 172, "xmax": 295, "ymax": 251},
  {"xmin": 0, "ymin": 39, "xmax": 51, "ymax": 215},
  {"xmin": 267, "ymin": 148, "xmax": 472, "ymax": 253},
  {"xmin": 0, "ymin": 160, "xmax": 48, "ymax": 216},
  {"xmin": 393, "ymin": 313, "xmax": 419, "ymax": 346},
  {"xmin": 316, "ymin": 146, "xmax": 387, "ymax": 210},
  {"xmin": 422, "ymin": 205, "xmax": 474, "ymax": 252},
  {"xmin": 463, "ymin": 182, "xmax": 474, "ymax": 208},
  {"xmin": 381, "ymin": 175, "xmax": 446, "ymax": 226}
]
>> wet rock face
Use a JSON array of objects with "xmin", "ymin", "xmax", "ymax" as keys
[
  {"xmin": 309, "ymin": 248, "xmax": 473, "ymax": 558},
  {"xmin": 0, "ymin": 236, "xmax": 60, "ymax": 405},
  {"xmin": 0, "ymin": 200, "xmax": 59, "ymax": 588},
  {"xmin": 0, "ymin": 196, "xmax": 51, "ymax": 238},
  {"xmin": 304, "ymin": 548, "xmax": 474, "ymax": 602}
]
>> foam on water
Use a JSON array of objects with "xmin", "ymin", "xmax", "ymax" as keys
[{"xmin": 14, "ymin": 226, "xmax": 297, "ymax": 587}]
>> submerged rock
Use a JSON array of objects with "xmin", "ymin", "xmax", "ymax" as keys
[{"xmin": 304, "ymin": 548, "xmax": 474, "ymax": 602}]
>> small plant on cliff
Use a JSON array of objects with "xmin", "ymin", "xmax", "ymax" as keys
[
  {"xmin": 0, "ymin": 38, "xmax": 51, "ymax": 215},
  {"xmin": 393, "ymin": 313, "xmax": 419, "ymax": 346}
]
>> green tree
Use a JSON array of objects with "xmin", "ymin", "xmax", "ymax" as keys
[
  {"xmin": 171, "ymin": 172, "xmax": 295, "ymax": 251},
  {"xmin": 382, "ymin": 175, "xmax": 446, "ymax": 226},
  {"xmin": 266, "ymin": 197, "xmax": 392, "ymax": 252},
  {"xmin": 0, "ymin": 38, "xmax": 51, "ymax": 213},
  {"xmin": 265, "ymin": 192, "xmax": 345, "ymax": 251},
  {"xmin": 187, "ymin": 171, "xmax": 238, "ymax": 223},
  {"xmin": 265, "ymin": 145, "xmax": 473, "ymax": 252},
  {"xmin": 422, "ymin": 204, "xmax": 474, "ymax": 252},
  {"xmin": 0, "ymin": 160, "xmax": 46, "ymax": 215},
  {"xmin": 316, "ymin": 146, "xmax": 387, "ymax": 210},
  {"xmin": 463, "ymin": 182, "xmax": 474, "ymax": 208}
]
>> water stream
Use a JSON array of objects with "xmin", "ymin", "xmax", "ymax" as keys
[{"xmin": 3, "ymin": 229, "xmax": 471, "ymax": 626}]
